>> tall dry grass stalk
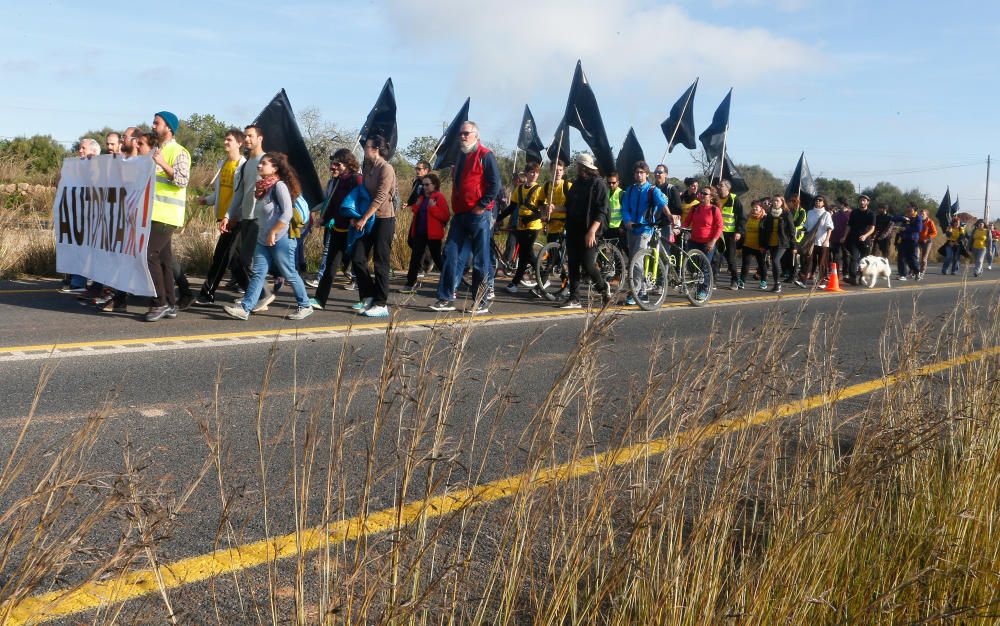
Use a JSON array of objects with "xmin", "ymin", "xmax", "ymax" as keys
[{"xmin": 3, "ymin": 293, "xmax": 1000, "ymax": 624}]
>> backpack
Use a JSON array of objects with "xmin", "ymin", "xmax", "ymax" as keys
[{"xmin": 288, "ymin": 195, "xmax": 310, "ymax": 239}]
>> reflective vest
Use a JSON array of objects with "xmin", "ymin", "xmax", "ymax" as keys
[
  {"xmin": 608, "ymin": 187, "xmax": 623, "ymax": 228},
  {"xmin": 152, "ymin": 140, "xmax": 189, "ymax": 227},
  {"xmin": 792, "ymin": 207, "xmax": 806, "ymax": 243},
  {"xmin": 721, "ymin": 193, "xmax": 737, "ymax": 233}
]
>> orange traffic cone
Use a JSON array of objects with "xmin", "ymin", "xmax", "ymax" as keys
[{"xmin": 825, "ymin": 262, "xmax": 845, "ymax": 292}]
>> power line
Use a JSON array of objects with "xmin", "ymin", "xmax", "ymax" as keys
[{"xmin": 830, "ymin": 161, "xmax": 983, "ymax": 178}]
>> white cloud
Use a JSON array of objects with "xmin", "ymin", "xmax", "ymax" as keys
[{"xmin": 385, "ymin": 0, "xmax": 824, "ymax": 108}]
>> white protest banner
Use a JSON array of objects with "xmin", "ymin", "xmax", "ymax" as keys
[{"xmin": 52, "ymin": 155, "xmax": 156, "ymax": 296}]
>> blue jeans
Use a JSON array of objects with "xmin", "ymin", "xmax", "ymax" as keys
[
  {"xmin": 316, "ymin": 227, "xmax": 332, "ymax": 278},
  {"xmin": 438, "ymin": 212, "xmax": 492, "ymax": 302},
  {"xmin": 69, "ymin": 274, "xmax": 87, "ymax": 289},
  {"xmin": 974, "ymin": 248, "xmax": 987, "ymax": 274},
  {"xmin": 686, "ymin": 241, "xmax": 715, "ymax": 291},
  {"xmin": 943, "ymin": 245, "xmax": 960, "ymax": 274},
  {"xmin": 242, "ymin": 236, "xmax": 309, "ymax": 312}
]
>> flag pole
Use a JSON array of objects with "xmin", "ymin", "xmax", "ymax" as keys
[
  {"xmin": 713, "ymin": 125, "xmax": 728, "ymax": 186},
  {"xmin": 427, "ymin": 135, "xmax": 446, "ymax": 169},
  {"xmin": 547, "ymin": 127, "xmax": 566, "ymax": 211},
  {"xmin": 660, "ymin": 80, "xmax": 697, "ymax": 165},
  {"xmin": 511, "ymin": 148, "xmax": 519, "ymax": 178}
]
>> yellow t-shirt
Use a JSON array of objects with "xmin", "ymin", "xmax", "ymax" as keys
[
  {"xmin": 744, "ymin": 216, "xmax": 762, "ymax": 250},
  {"xmin": 948, "ymin": 227, "xmax": 962, "ymax": 242},
  {"xmin": 215, "ymin": 159, "xmax": 239, "ymax": 220},
  {"xmin": 513, "ymin": 183, "xmax": 542, "ymax": 231},
  {"xmin": 767, "ymin": 218, "xmax": 780, "ymax": 248},
  {"xmin": 972, "ymin": 228, "xmax": 988, "ymax": 250},
  {"xmin": 542, "ymin": 179, "xmax": 571, "ymax": 235}
]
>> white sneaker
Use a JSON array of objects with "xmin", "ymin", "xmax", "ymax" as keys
[
  {"xmin": 252, "ymin": 293, "xmax": 275, "ymax": 312},
  {"xmin": 362, "ymin": 305, "xmax": 389, "ymax": 317},
  {"xmin": 223, "ymin": 304, "xmax": 249, "ymax": 320},
  {"xmin": 288, "ymin": 306, "xmax": 314, "ymax": 320}
]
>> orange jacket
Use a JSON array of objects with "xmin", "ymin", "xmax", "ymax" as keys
[{"xmin": 919, "ymin": 218, "xmax": 938, "ymax": 243}]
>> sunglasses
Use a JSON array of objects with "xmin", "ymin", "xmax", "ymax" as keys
[{"xmin": 459, "ymin": 131, "xmax": 474, "ymax": 137}]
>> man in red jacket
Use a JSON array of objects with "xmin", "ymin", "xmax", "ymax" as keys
[{"xmin": 430, "ymin": 121, "xmax": 501, "ymax": 314}]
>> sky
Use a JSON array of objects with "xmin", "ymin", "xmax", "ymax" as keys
[{"xmin": 2, "ymin": 0, "xmax": 997, "ymax": 213}]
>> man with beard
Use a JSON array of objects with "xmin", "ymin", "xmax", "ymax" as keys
[
  {"xmin": 844, "ymin": 194, "xmax": 876, "ymax": 284},
  {"xmin": 430, "ymin": 121, "xmax": 501, "ymax": 314}
]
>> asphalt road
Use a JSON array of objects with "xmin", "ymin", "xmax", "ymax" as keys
[{"xmin": 1, "ymin": 267, "xmax": 998, "ymax": 623}]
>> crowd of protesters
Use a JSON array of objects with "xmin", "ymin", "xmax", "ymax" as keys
[{"xmin": 61, "ymin": 114, "xmax": 999, "ymax": 322}]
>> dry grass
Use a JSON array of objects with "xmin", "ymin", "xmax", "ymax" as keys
[{"xmin": 0, "ymin": 293, "xmax": 999, "ymax": 623}]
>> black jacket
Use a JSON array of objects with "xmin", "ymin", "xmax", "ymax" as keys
[
  {"xmin": 761, "ymin": 211, "xmax": 797, "ymax": 249},
  {"xmin": 565, "ymin": 174, "xmax": 609, "ymax": 235}
]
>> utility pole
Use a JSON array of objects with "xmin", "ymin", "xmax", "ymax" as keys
[{"xmin": 985, "ymin": 154, "xmax": 991, "ymax": 222}]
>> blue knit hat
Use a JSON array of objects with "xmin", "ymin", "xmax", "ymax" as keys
[{"xmin": 155, "ymin": 111, "xmax": 179, "ymax": 134}]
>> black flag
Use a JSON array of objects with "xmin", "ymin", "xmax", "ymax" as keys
[
  {"xmin": 253, "ymin": 89, "xmax": 323, "ymax": 207},
  {"xmin": 615, "ymin": 128, "xmax": 645, "ymax": 178},
  {"xmin": 660, "ymin": 78, "xmax": 698, "ymax": 153},
  {"xmin": 517, "ymin": 104, "xmax": 545, "ymax": 165},
  {"xmin": 358, "ymin": 77, "xmax": 398, "ymax": 160},
  {"xmin": 952, "ymin": 197, "xmax": 961, "ymax": 220},
  {"xmin": 554, "ymin": 60, "xmax": 615, "ymax": 174},
  {"xmin": 546, "ymin": 119, "xmax": 571, "ymax": 166},
  {"xmin": 707, "ymin": 153, "xmax": 749, "ymax": 195},
  {"xmin": 936, "ymin": 188, "xmax": 952, "ymax": 229},
  {"xmin": 432, "ymin": 97, "xmax": 471, "ymax": 171},
  {"xmin": 699, "ymin": 89, "xmax": 733, "ymax": 162},
  {"xmin": 784, "ymin": 152, "xmax": 817, "ymax": 207}
]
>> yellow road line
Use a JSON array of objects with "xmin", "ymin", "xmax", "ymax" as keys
[
  {"xmin": 0, "ymin": 288, "xmax": 59, "ymax": 295},
  {"xmin": 1, "ymin": 278, "xmax": 996, "ymax": 356},
  {"xmin": 6, "ymin": 341, "xmax": 999, "ymax": 624}
]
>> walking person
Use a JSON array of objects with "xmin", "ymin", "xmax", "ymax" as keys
[
  {"xmin": 430, "ymin": 122, "xmax": 501, "ymax": 314},
  {"xmin": 713, "ymin": 179, "xmax": 745, "ymax": 289},
  {"xmin": 844, "ymin": 194, "xmax": 876, "ymax": 284},
  {"xmin": 739, "ymin": 201, "xmax": 768, "ymax": 290},
  {"xmin": 400, "ymin": 172, "xmax": 449, "ymax": 293},
  {"xmin": 971, "ymin": 220, "xmax": 992, "ymax": 276},
  {"xmin": 801, "ymin": 195, "xmax": 834, "ymax": 286},
  {"xmin": 917, "ymin": 207, "xmax": 938, "ymax": 277},
  {"xmin": 350, "ymin": 134, "xmax": 397, "ymax": 317},
  {"xmin": 942, "ymin": 217, "xmax": 963, "ymax": 275},
  {"xmin": 144, "ymin": 111, "xmax": 190, "ymax": 322},
  {"xmin": 762, "ymin": 195, "xmax": 797, "ymax": 293},
  {"xmin": 830, "ymin": 199, "xmax": 852, "ymax": 277},
  {"xmin": 892, "ymin": 204, "xmax": 923, "ymax": 280},
  {"xmin": 223, "ymin": 153, "xmax": 312, "ymax": 320},
  {"xmin": 310, "ymin": 149, "xmax": 363, "ymax": 309},
  {"xmin": 501, "ymin": 162, "xmax": 544, "ymax": 293},
  {"xmin": 559, "ymin": 153, "xmax": 611, "ymax": 309},
  {"xmin": 195, "ymin": 128, "xmax": 246, "ymax": 305}
]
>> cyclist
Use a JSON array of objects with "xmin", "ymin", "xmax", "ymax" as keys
[
  {"xmin": 682, "ymin": 185, "xmax": 723, "ymax": 300},
  {"xmin": 500, "ymin": 162, "xmax": 544, "ymax": 293},
  {"xmin": 620, "ymin": 160, "xmax": 669, "ymax": 305},
  {"xmin": 560, "ymin": 153, "xmax": 611, "ymax": 309}
]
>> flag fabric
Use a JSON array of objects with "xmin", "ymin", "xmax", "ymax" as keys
[
  {"xmin": 707, "ymin": 153, "xmax": 749, "ymax": 195},
  {"xmin": 253, "ymin": 89, "xmax": 323, "ymax": 207},
  {"xmin": 431, "ymin": 97, "xmax": 471, "ymax": 171},
  {"xmin": 660, "ymin": 78, "xmax": 698, "ymax": 153},
  {"xmin": 554, "ymin": 60, "xmax": 615, "ymax": 174},
  {"xmin": 699, "ymin": 89, "xmax": 733, "ymax": 162},
  {"xmin": 952, "ymin": 197, "xmax": 961, "ymax": 218},
  {"xmin": 546, "ymin": 120, "xmax": 571, "ymax": 166},
  {"xmin": 936, "ymin": 188, "xmax": 952, "ymax": 229},
  {"xmin": 517, "ymin": 105, "xmax": 545, "ymax": 165},
  {"xmin": 615, "ymin": 128, "xmax": 645, "ymax": 178},
  {"xmin": 358, "ymin": 77, "xmax": 398, "ymax": 160},
  {"xmin": 784, "ymin": 152, "xmax": 817, "ymax": 207}
]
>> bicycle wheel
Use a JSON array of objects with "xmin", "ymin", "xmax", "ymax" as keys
[
  {"xmin": 680, "ymin": 249, "xmax": 713, "ymax": 306},
  {"xmin": 628, "ymin": 247, "xmax": 668, "ymax": 311},
  {"xmin": 535, "ymin": 242, "xmax": 568, "ymax": 301},
  {"xmin": 596, "ymin": 240, "xmax": 627, "ymax": 295}
]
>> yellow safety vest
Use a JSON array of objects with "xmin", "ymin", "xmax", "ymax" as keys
[
  {"xmin": 152, "ymin": 140, "xmax": 190, "ymax": 227},
  {"xmin": 721, "ymin": 193, "xmax": 737, "ymax": 233}
]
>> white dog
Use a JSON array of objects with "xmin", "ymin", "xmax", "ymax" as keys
[{"xmin": 858, "ymin": 255, "xmax": 891, "ymax": 288}]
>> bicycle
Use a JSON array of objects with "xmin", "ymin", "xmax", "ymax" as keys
[
  {"xmin": 627, "ymin": 226, "xmax": 712, "ymax": 310},
  {"xmin": 459, "ymin": 227, "xmax": 544, "ymax": 289},
  {"xmin": 535, "ymin": 234, "xmax": 627, "ymax": 301}
]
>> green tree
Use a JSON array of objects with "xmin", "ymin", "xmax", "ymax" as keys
[
  {"xmin": 816, "ymin": 177, "xmax": 857, "ymax": 206},
  {"xmin": 175, "ymin": 113, "xmax": 232, "ymax": 165},
  {"xmin": 0, "ymin": 135, "xmax": 68, "ymax": 177},
  {"xmin": 862, "ymin": 181, "xmax": 909, "ymax": 213},
  {"xmin": 403, "ymin": 135, "xmax": 438, "ymax": 164},
  {"xmin": 72, "ymin": 126, "xmax": 119, "ymax": 155},
  {"xmin": 736, "ymin": 163, "xmax": 784, "ymax": 200}
]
